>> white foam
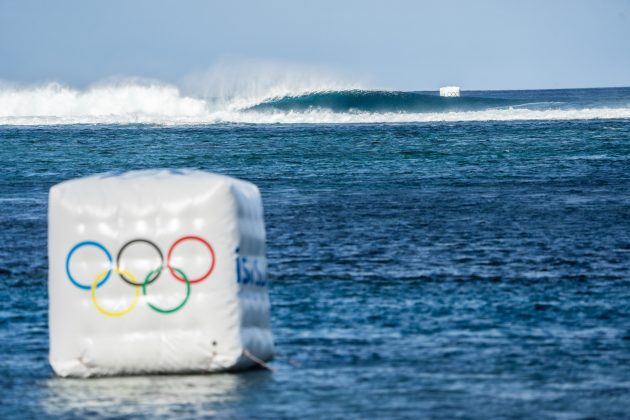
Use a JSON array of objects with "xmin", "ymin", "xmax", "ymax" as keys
[
  {"xmin": 0, "ymin": 82, "xmax": 209, "ymax": 122},
  {"xmin": 201, "ymin": 107, "xmax": 630, "ymax": 124}
]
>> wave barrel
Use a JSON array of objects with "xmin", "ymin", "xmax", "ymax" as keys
[
  {"xmin": 48, "ymin": 169, "xmax": 273, "ymax": 377},
  {"xmin": 439, "ymin": 86, "xmax": 461, "ymax": 97}
]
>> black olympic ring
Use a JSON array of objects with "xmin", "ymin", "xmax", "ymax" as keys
[{"xmin": 116, "ymin": 239, "xmax": 164, "ymax": 286}]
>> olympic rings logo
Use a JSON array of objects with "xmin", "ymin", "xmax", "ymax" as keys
[{"xmin": 65, "ymin": 236, "xmax": 215, "ymax": 317}]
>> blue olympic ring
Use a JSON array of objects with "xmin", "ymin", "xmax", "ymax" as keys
[{"xmin": 65, "ymin": 241, "xmax": 112, "ymax": 290}]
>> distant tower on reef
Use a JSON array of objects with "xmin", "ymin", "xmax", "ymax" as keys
[{"xmin": 439, "ymin": 86, "xmax": 460, "ymax": 97}]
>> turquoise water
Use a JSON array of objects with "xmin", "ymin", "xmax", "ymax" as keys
[{"xmin": 1, "ymin": 88, "xmax": 630, "ymax": 418}]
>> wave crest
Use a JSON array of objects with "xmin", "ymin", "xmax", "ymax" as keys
[{"xmin": 1, "ymin": 80, "xmax": 629, "ymax": 125}]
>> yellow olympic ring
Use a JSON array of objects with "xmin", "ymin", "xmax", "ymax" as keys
[{"xmin": 90, "ymin": 268, "xmax": 140, "ymax": 317}]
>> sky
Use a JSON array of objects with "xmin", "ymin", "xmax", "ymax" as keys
[{"xmin": 0, "ymin": 0, "xmax": 629, "ymax": 90}]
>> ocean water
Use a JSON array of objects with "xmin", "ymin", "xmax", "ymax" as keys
[{"xmin": 1, "ymin": 87, "xmax": 630, "ymax": 418}]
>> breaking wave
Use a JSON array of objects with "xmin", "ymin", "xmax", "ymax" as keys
[{"xmin": 1, "ymin": 80, "xmax": 629, "ymax": 125}]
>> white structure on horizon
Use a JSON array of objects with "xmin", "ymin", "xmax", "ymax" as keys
[{"xmin": 439, "ymin": 86, "xmax": 460, "ymax": 97}]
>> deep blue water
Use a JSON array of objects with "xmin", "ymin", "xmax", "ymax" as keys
[{"xmin": 1, "ymin": 95, "xmax": 630, "ymax": 417}]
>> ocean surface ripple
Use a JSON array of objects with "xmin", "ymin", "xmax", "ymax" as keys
[{"xmin": 1, "ymin": 110, "xmax": 630, "ymax": 417}]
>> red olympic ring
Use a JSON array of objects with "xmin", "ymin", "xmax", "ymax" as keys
[{"xmin": 167, "ymin": 235, "xmax": 215, "ymax": 284}]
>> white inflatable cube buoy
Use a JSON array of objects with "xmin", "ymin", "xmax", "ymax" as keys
[{"xmin": 48, "ymin": 169, "xmax": 273, "ymax": 377}]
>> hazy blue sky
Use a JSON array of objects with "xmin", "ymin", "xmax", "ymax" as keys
[{"xmin": 1, "ymin": 0, "xmax": 629, "ymax": 90}]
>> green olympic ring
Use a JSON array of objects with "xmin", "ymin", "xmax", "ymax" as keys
[{"xmin": 142, "ymin": 267, "xmax": 191, "ymax": 314}]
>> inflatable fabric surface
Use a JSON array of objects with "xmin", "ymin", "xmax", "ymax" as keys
[{"xmin": 48, "ymin": 169, "xmax": 273, "ymax": 377}]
